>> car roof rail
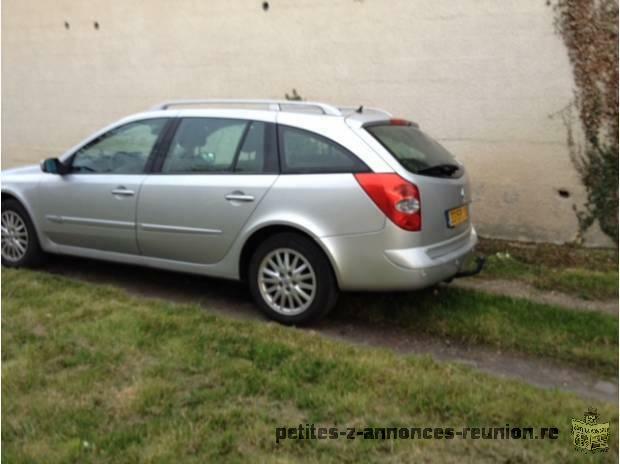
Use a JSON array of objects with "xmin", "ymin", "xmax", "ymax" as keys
[
  {"xmin": 339, "ymin": 106, "xmax": 393, "ymax": 118},
  {"xmin": 150, "ymin": 99, "xmax": 343, "ymax": 116}
]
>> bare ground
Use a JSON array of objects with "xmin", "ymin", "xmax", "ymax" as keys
[{"xmin": 37, "ymin": 255, "xmax": 618, "ymax": 403}]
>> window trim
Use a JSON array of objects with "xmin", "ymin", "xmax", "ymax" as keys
[
  {"xmin": 148, "ymin": 118, "xmax": 181, "ymax": 173},
  {"xmin": 276, "ymin": 124, "xmax": 370, "ymax": 175},
  {"xmin": 149, "ymin": 117, "xmax": 279, "ymax": 175},
  {"xmin": 229, "ymin": 122, "xmax": 252, "ymax": 172},
  {"xmin": 65, "ymin": 118, "xmax": 173, "ymax": 175}
]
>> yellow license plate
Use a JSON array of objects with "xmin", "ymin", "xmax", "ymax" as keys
[{"xmin": 447, "ymin": 205, "xmax": 469, "ymax": 228}]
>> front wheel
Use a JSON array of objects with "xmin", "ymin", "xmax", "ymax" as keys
[
  {"xmin": 248, "ymin": 232, "xmax": 338, "ymax": 325},
  {"xmin": 1, "ymin": 199, "xmax": 44, "ymax": 268}
]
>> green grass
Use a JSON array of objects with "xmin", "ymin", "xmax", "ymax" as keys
[
  {"xmin": 485, "ymin": 255, "xmax": 619, "ymax": 301},
  {"xmin": 2, "ymin": 269, "xmax": 618, "ymax": 463},
  {"xmin": 476, "ymin": 239, "xmax": 618, "ymax": 300},
  {"xmin": 333, "ymin": 287, "xmax": 618, "ymax": 377}
]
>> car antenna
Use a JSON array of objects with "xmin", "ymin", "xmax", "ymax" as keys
[{"xmin": 356, "ymin": 105, "xmax": 364, "ymax": 113}]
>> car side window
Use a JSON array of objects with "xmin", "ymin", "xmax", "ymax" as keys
[
  {"xmin": 71, "ymin": 119, "xmax": 167, "ymax": 174},
  {"xmin": 279, "ymin": 125, "xmax": 368, "ymax": 173},
  {"xmin": 162, "ymin": 118, "xmax": 247, "ymax": 173}
]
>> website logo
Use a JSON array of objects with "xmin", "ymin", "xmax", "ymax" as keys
[{"xmin": 571, "ymin": 408, "xmax": 610, "ymax": 453}]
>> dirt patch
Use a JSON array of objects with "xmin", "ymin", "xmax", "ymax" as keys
[
  {"xmin": 452, "ymin": 279, "xmax": 618, "ymax": 316},
  {"xmin": 43, "ymin": 255, "xmax": 618, "ymax": 403}
]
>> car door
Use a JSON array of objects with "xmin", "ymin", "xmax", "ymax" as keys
[
  {"xmin": 136, "ymin": 116, "xmax": 279, "ymax": 264},
  {"xmin": 37, "ymin": 118, "xmax": 170, "ymax": 254}
]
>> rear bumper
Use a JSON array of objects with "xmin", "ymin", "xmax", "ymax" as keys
[{"xmin": 321, "ymin": 226, "xmax": 478, "ymax": 291}]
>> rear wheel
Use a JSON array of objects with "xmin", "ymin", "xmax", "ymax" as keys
[
  {"xmin": 248, "ymin": 232, "xmax": 338, "ymax": 325},
  {"xmin": 1, "ymin": 199, "xmax": 44, "ymax": 268}
]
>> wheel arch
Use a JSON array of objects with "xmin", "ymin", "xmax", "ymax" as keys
[
  {"xmin": 2, "ymin": 190, "xmax": 33, "ymax": 218},
  {"xmin": 1, "ymin": 188, "xmax": 45, "ymax": 247},
  {"xmin": 2, "ymin": 191, "xmax": 20, "ymax": 203},
  {"xmin": 238, "ymin": 223, "xmax": 341, "ymax": 288}
]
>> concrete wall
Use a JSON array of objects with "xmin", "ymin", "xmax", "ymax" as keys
[{"xmin": 1, "ymin": 0, "xmax": 610, "ymax": 245}]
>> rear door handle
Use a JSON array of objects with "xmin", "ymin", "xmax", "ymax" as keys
[
  {"xmin": 225, "ymin": 191, "xmax": 255, "ymax": 202},
  {"xmin": 111, "ymin": 186, "xmax": 135, "ymax": 196}
]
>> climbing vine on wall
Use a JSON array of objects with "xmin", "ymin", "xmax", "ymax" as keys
[{"xmin": 550, "ymin": 0, "xmax": 619, "ymax": 244}]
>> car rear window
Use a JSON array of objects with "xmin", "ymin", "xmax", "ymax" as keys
[{"xmin": 366, "ymin": 124, "xmax": 462, "ymax": 177}]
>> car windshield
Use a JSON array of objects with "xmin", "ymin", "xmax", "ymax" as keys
[{"xmin": 366, "ymin": 124, "xmax": 460, "ymax": 176}]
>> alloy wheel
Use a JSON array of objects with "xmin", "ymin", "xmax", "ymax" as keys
[
  {"xmin": 1, "ymin": 210, "xmax": 29, "ymax": 263},
  {"xmin": 257, "ymin": 248, "xmax": 317, "ymax": 315}
]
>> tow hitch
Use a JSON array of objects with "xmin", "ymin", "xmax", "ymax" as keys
[{"xmin": 445, "ymin": 255, "xmax": 486, "ymax": 283}]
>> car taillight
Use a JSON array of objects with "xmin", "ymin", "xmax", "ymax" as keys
[
  {"xmin": 389, "ymin": 118, "xmax": 412, "ymax": 126},
  {"xmin": 354, "ymin": 173, "xmax": 421, "ymax": 231}
]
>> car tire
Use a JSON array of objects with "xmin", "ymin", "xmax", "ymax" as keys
[
  {"xmin": 1, "ymin": 199, "xmax": 45, "ymax": 268},
  {"xmin": 248, "ymin": 232, "xmax": 338, "ymax": 325}
]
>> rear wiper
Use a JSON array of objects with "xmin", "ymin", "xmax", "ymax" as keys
[{"xmin": 417, "ymin": 163, "xmax": 460, "ymax": 176}]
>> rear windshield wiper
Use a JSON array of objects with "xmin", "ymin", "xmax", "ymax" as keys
[{"xmin": 416, "ymin": 163, "xmax": 460, "ymax": 176}]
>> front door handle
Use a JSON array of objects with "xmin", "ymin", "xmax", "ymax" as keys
[
  {"xmin": 111, "ymin": 186, "xmax": 135, "ymax": 197},
  {"xmin": 225, "ymin": 191, "xmax": 255, "ymax": 202}
]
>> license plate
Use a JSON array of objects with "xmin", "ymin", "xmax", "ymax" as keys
[{"xmin": 447, "ymin": 205, "xmax": 468, "ymax": 228}]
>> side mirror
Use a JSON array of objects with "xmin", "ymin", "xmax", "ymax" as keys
[{"xmin": 41, "ymin": 158, "xmax": 68, "ymax": 175}]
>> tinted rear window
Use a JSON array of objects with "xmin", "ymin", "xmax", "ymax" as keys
[{"xmin": 366, "ymin": 124, "xmax": 461, "ymax": 177}]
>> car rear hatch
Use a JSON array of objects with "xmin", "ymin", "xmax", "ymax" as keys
[{"xmin": 355, "ymin": 119, "xmax": 472, "ymax": 247}]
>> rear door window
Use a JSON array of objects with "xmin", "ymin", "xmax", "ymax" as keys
[
  {"xmin": 366, "ymin": 124, "xmax": 462, "ymax": 178},
  {"xmin": 162, "ymin": 118, "xmax": 246, "ymax": 173},
  {"xmin": 161, "ymin": 118, "xmax": 278, "ymax": 174},
  {"xmin": 279, "ymin": 125, "xmax": 368, "ymax": 173}
]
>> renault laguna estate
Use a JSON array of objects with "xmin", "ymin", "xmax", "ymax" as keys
[{"xmin": 1, "ymin": 99, "xmax": 483, "ymax": 324}]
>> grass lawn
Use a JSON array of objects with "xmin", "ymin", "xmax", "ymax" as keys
[
  {"xmin": 476, "ymin": 239, "xmax": 618, "ymax": 300},
  {"xmin": 334, "ymin": 287, "xmax": 618, "ymax": 378},
  {"xmin": 2, "ymin": 269, "xmax": 618, "ymax": 463}
]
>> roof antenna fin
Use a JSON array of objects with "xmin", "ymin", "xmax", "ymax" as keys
[{"xmin": 356, "ymin": 105, "xmax": 364, "ymax": 113}]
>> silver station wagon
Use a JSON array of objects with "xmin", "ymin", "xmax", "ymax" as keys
[{"xmin": 1, "ymin": 99, "xmax": 483, "ymax": 324}]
